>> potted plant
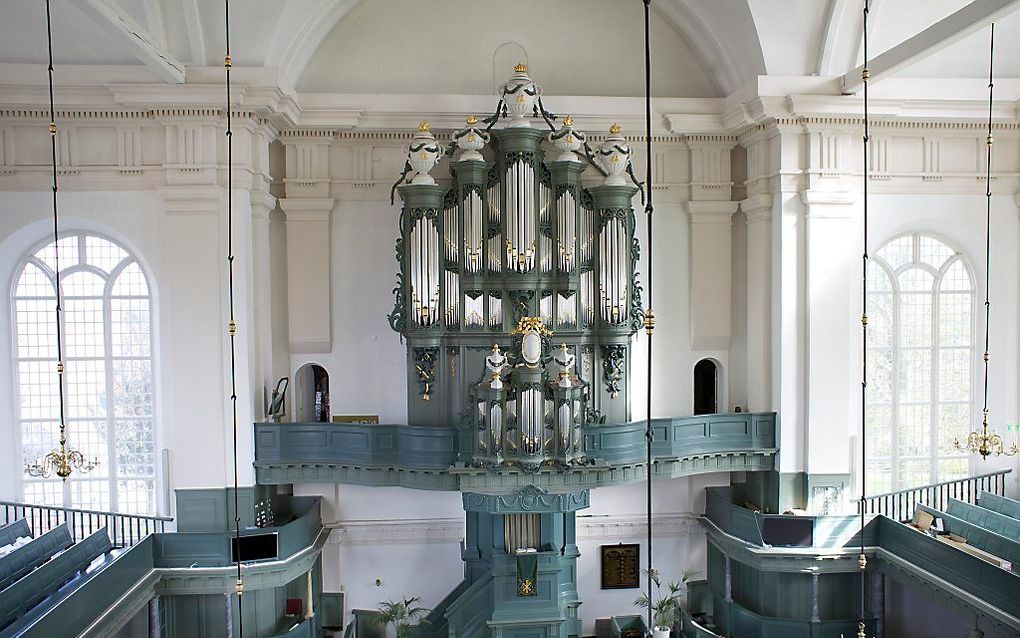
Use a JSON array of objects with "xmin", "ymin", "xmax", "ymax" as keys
[
  {"xmin": 634, "ymin": 568, "xmax": 699, "ymax": 638},
  {"xmin": 375, "ymin": 596, "xmax": 429, "ymax": 638}
]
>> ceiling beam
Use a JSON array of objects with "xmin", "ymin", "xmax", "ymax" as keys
[
  {"xmin": 70, "ymin": 0, "xmax": 186, "ymax": 84},
  {"xmin": 841, "ymin": 0, "xmax": 1020, "ymax": 94}
]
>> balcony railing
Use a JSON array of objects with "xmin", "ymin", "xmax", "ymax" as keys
[
  {"xmin": 858, "ymin": 469, "xmax": 1012, "ymax": 522},
  {"xmin": 0, "ymin": 500, "xmax": 173, "ymax": 548}
]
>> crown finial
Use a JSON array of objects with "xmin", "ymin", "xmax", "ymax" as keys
[
  {"xmin": 465, "ymin": 114, "xmax": 478, "ymax": 125},
  {"xmin": 609, "ymin": 123, "xmax": 622, "ymax": 135},
  {"xmin": 563, "ymin": 115, "xmax": 574, "ymax": 127},
  {"xmin": 417, "ymin": 121, "xmax": 431, "ymax": 133},
  {"xmin": 514, "ymin": 61, "xmax": 528, "ymax": 73}
]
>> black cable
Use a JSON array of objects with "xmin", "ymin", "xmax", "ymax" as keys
[
  {"xmin": 642, "ymin": 1, "xmax": 655, "ymax": 635},
  {"xmin": 44, "ymin": 0, "xmax": 68, "ymax": 471},
  {"xmin": 859, "ymin": 2, "xmax": 870, "ymax": 636},
  {"xmin": 224, "ymin": 1, "xmax": 244, "ymax": 635},
  {"xmin": 981, "ymin": 24, "xmax": 994, "ymax": 441}
]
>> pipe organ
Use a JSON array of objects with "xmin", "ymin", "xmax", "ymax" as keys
[{"xmin": 388, "ymin": 64, "xmax": 642, "ymax": 466}]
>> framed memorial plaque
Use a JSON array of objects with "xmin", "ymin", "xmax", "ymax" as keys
[{"xmin": 600, "ymin": 543, "xmax": 640, "ymax": 589}]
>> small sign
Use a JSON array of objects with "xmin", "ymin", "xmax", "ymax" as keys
[{"xmin": 1006, "ymin": 423, "xmax": 1020, "ymax": 432}]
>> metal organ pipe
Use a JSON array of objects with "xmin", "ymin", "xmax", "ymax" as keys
[{"xmin": 410, "ymin": 215, "xmax": 440, "ymax": 327}]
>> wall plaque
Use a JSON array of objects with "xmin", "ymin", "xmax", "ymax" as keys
[{"xmin": 600, "ymin": 543, "xmax": 640, "ymax": 589}]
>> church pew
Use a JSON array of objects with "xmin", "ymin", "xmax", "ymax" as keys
[
  {"xmin": 947, "ymin": 498, "xmax": 1020, "ymax": 541},
  {"xmin": 917, "ymin": 504, "xmax": 1020, "ymax": 568},
  {"xmin": 0, "ymin": 528, "xmax": 111, "ymax": 631},
  {"xmin": 978, "ymin": 492, "xmax": 1020, "ymax": 522},
  {"xmin": 0, "ymin": 520, "xmax": 31, "ymax": 549},
  {"xmin": 0, "ymin": 524, "xmax": 73, "ymax": 591}
]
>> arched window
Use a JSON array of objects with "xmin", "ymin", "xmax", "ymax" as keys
[
  {"xmin": 866, "ymin": 233, "xmax": 973, "ymax": 495},
  {"xmin": 14, "ymin": 233, "xmax": 157, "ymax": 515}
]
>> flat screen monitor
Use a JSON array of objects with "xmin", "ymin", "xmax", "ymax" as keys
[
  {"xmin": 761, "ymin": 516, "xmax": 813, "ymax": 547},
  {"xmin": 231, "ymin": 532, "xmax": 279, "ymax": 562}
]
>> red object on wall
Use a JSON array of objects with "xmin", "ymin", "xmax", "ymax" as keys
[{"xmin": 286, "ymin": 598, "xmax": 303, "ymax": 615}]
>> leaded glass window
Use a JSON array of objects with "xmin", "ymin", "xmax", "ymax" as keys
[
  {"xmin": 865, "ymin": 234, "xmax": 973, "ymax": 495},
  {"xmin": 14, "ymin": 233, "xmax": 157, "ymax": 514}
]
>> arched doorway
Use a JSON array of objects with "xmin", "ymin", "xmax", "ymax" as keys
[
  {"xmin": 693, "ymin": 359, "xmax": 718, "ymax": 415},
  {"xmin": 295, "ymin": 363, "xmax": 330, "ymax": 422}
]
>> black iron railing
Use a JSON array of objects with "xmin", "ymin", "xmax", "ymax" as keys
[
  {"xmin": 858, "ymin": 469, "xmax": 1012, "ymax": 522},
  {"xmin": 0, "ymin": 500, "xmax": 172, "ymax": 548}
]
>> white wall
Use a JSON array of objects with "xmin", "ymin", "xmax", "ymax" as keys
[{"xmin": 0, "ymin": 186, "xmax": 260, "ymax": 508}]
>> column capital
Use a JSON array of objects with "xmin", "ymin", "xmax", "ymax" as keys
[
  {"xmin": 801, "ymin": 189, "xmax": 857, "ymax": 218},
  {"xmin": 279, "ymin": 197, "xmax": 335, "ymax": 222},
  {"xmin": 250, "ymin": 190, "xmax": 278, "ymax": 220},
  {"xmin": 740, "ymin": 194, "xmax": 773, "ymax": 224},
  {"xmin": 158, "ymin": 185, "xmax": 222, "ymax": 216},
  {"xmin": 687, "ymin": 200, "xmax": 739, "ymax": 224}
]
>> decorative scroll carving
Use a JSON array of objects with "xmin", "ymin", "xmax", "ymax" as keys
[
  {"xmin": 600, "ymin": 345, "xmax": 626, "ymax": 399},
  {"xmin": 462, "ymin": 485, "xmax": 590, "ymax": 514},
  {"xmin": 413, "ymin": 347, "xmax": 439, "ymax": 401}
]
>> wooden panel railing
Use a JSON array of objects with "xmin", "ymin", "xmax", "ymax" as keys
[
  {"xmin": 0, "ymin": 500, "xmax": 172, "ymax": 548},
  {"xmin": 858, "ymin": 469, "xmax": 1012, "ymax": 522}
]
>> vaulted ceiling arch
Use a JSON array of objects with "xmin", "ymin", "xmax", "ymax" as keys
[{"xmin": 266, "ymin": 0, "xmax": 766, "ymax": 96}]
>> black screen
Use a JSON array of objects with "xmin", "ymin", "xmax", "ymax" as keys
[
  {"xmin": 231, "ymin": 532, "xmax": 279, "ymax": 562},
  {"xmin": 761, "ymin": 516, "xmax": 813, "ymax": 547}
]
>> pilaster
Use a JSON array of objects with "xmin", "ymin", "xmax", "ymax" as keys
[
  {"xmin": 688, "ymin": 200, "xmax": 738, "ymax": 350},
  {"xmin": 803, "ymin": 187, "xmax": 857, "ymax": 478},
  {"xmin": 739, "ymin": 193, "xmax": 773, "ymax": 413},
  {"xmin": 279, "ymin": 197, "xmax": 335, "ymax": 353},
  {"xmin": 250, "ymin": 189, "xmax": 279, "ymax": 418}
]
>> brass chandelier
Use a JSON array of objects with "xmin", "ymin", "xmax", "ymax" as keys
[
  {"xmin": 953, "ymin": 24, "xmax": 1018, "ymax": 460},
  {"xmin": 24, "ymin": 0, "xmax": 98, "ymax": 482}
]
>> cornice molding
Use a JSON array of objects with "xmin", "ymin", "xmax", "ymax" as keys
[
  {"xmin": 576, "ymin": 513, "xmax": 702, "ymax": 539},
  {"xmin": 327, "ymin": 518, "xmax": 464, "ymax": 546},
  {"xmin": 278, "ymin": 197, "xmax": 336, "ymax": 221}
]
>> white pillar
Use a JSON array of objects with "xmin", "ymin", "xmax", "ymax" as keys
[{"xmin": 305, "ymin": 569, "xmax": 315, "ymax": 620}]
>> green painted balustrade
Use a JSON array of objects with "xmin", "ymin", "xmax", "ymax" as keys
[
  {"xmin": 704, "ymin": 485, "xmax": 880, "ymax": 550},
  {"xmin": 253, "ymin": 412, "xmax": 777, "ymax": 488},
  {"xmin": 979, "ymin": 491, "xmax": 1020, "ymax": 521},
  {"xmin": 443, "ymin": 576, "xmax": 494, "ymax": 638},
  {"xmin": 154, "ymin": 497, "xmax": 322, "ymax": 568}
]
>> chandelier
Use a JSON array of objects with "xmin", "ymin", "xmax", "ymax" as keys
[
  {"xmin": 24, "ymin": 0, "xmax": 98, "ymax": 482},
  {"xmin": 954, "ymin": 23, "xmax": 1018, "ymax": 460}
]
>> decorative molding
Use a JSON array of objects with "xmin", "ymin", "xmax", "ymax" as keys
[
  {"xmin": 327, "ymin": 518, "xmax": 464, "ymax": 546},
  {"xmin": 575, "ymin": 513, "xmax": 702, "ymax": 539}
]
